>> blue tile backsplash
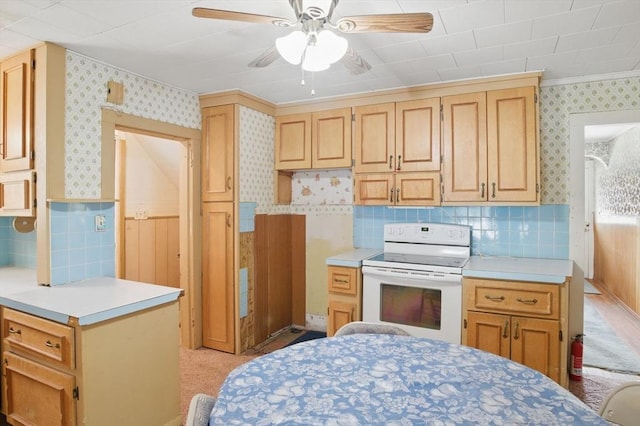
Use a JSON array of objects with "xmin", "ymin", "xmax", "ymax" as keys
[
  {"xmin": 353, "ymin": 205, "xmax": 570, "ymax": 259},
  {"xmin": 49, "ymin": 202, "xmax": 116, "ymax": 285},
  {"xmin": 0, "ymin": 217, "xmax": 37, "ymax": 268}
]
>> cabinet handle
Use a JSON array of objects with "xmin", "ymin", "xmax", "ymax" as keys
[
  {"xmin": 397, "ymin": 155, "xmax": 401, "ymax": 171},
  {"xmin": 492, "ymin": 182, "xmax": 496, "ymax": 198},
  {"xmin": 516, "ymin": 297, "xmax": 538, "ymax": 305},
  {"xmin": 8, "ymin": 327, "xmax": 21, "ymax": 335},
  {"xmin": 45, "ymin": 340, "xmax": 61, "ymax": 349},
  {"xmin": 502, "ymin": 320, "xmax": 509, "ymax": 339},
  {"xmin": 481, "ymin": 183, "xmax": 485, "ymax": 198},
  {"xmin": 513, "ymin": 322, "xmax": 520, "ymax": 340},
  {"xmin": 226, "ymin": 213, "xmax": 231, "ymax": 228},
  {"xmin": 484, "ymin": 295, "xmax": 505, "ymax": 302},
  {"xmin": 334, "ymin": 279, "xmax": 349, "ymax": 284},
  {"xmin": 389, "ymin": 155, "xmax": 393, "ymax": 170},
  {"xmin": 227, "ymin": 176, "xmax": 232, "ymax": 190},
  {"xmin": 390, "ymin": 189, "xmax": 394, "ymax": 203},
  {"xmin": 395, "ymin": 188, "xmax": 400, "ymax": 202}
]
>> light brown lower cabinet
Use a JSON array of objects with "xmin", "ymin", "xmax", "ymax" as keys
[
  {"xmin": 1, "ymin": 303, "xmax": 181, "ymax": 425},
  {"xmin": 462, "ymin": 277, "xmax": 568, "ymax": 387},
  {"xmin": 327, "ymin": 266, "xmax": 362, "ymax": 336}
]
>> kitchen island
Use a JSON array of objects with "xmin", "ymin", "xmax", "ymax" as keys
[{"xmin": 0, "ymin": 267, "xmax": 183, "ymax": 426}]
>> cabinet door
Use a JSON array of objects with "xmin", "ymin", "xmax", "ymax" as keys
[
  {"xmin": 466, "ymin": 311, "xmax": 510, "ymax": 359},
  {"xmin": 275, "ymin": 113, "xmax": 311, "ymax": 170},
  {"xmin": 395, "ymin": 98, "xmax": 440, "ymax": 172},
  {"xmin": 3, "ymin": 352, "xmax": 76, "ymax": 426},
  {"xmin": 327, "ymin": 300, "xmax": 356, "ymax": 337},
  {"xmin": 0, "ymin": 50, "xmax": 34, "ymax": 173},
  {"xmin": 354, "ymin": 173, "xmax": 394, "ymax": 205},
  {"xmin": 312, "ymin": 108, "xmax": 352, "ymax": 169},
  {"xmin": 202, "ymin": 202, "xmax": 235, "ymax": 353},
  {"xmin": 487, "ymin": 87, "xmax": 538, "ymax": 202},
  {"xmin": 0, "ymin": 170, "xmax": 35, "ymax": 216},
  {"xmin": 354, "ymin": 103, "xmax": 395, "ymax": 173},
  {"xmin": 202, "ymin": 105, "xmax": 235, "ymax": 202},
  {"xmin": 396, "ymin": 172, "xmax": 440, "ymax": 206},
  {"xmin": 510, "ymin": 316, "xmax": 560, "ymax": 382},
  {"xmin": 442, "ymin": 92, "xmax": 487, "ymax": 202}
]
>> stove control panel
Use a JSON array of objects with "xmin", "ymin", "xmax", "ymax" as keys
[{"xmin": 384, "ymin": 223, "xmax": 471, "ymax": 246}]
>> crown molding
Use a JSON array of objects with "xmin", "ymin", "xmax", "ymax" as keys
[{"xmin": 540, "ymin": 70, "xmax": 640, "ymax": 87}]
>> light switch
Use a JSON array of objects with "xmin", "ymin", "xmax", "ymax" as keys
[{"xmin": 94, "ymin": 215, "xmax": 106, "ymax": 232}]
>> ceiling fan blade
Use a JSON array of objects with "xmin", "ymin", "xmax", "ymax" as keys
[
  {"xmin": 192, "ymin": 7, "xmax": 290, "ymax": 26},
  {"xmin": 335, "ymin": 12, "xmax": 433, "ymax": 33},
  {"xmin": 341, "ymin": 48, "xmax": 371, "ymax": 75},
  {"xmin": 248, "ymin": 47, "xmax": 281, "ymax": 68}
]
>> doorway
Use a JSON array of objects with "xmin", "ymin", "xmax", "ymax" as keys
[
  {"xmin": 569, "ymin": 110, "xmax": 640, "ymax": 372},
  {"xmin": 115, "ymin": 131, "xmax": 182, "ymax": 287},
  {"xmin": 101, "ymin": 108, "xmax": 202, "ymax": 349}
]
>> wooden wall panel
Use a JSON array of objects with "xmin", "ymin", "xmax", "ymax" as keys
[
  {"xmin": 254, "ymin": 215, "xmax": 269, "ymax": 345},
  {"xmin": 268, "ymin": 215, "xmax": 292, "ymax": 334},
  {"xmin": 291, "ymin": 215, "xmax": 306, "ymax": 327},
  {"xmin": 124, "ymin": 217, "xmax": 179, "ymax": 287},
  {"xmin": 594, "ymin": 219, "xmax": 640, "ymax": 315},
  {"xmin": 253, "ymin": 214, "xmax": 306, "ymax": 346}
]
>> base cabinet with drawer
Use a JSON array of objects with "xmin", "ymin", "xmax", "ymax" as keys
[
  {"xmin": 1, "ymin": 302, "xmax": 181, "ymax": 426},
  {"xmin": 327, "ymin": 266, "xmax": 362, "ymax": 336},
  {"xmin": 462, "ymin": 277, "xmax": 569, "ymax": 387}
]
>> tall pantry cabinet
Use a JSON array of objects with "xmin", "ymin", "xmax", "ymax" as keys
[{"xmin": 201, "ymin": 104, "xmax": 237, "ymax": 353}]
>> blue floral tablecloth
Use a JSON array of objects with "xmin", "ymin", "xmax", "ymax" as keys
[{"xmin": 210, "ymin": 334, "xmax": 606, "ymax": 425}]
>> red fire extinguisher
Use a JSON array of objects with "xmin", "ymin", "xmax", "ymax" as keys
[{"xmin": 570, "ymin": 334, "xmax": 584, "ymax": 381}]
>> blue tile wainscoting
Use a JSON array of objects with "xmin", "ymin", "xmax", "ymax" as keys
[
  {"xmin": 0, "ymin": 216, "xmax": 37, "ymax": 268},
  {"xmin": 353, "ymin": 205, "xmax": 570, "ymax": 260},
  {"xmin": 49, "ymin": 202, "xmax": 116, "ymax": 285}
]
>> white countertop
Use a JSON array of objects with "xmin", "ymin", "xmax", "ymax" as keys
[
  {"xmin": 0, "ymin": 267, "xmax": 182, "ymax": 325},
  {"xmin": 326, "ymin": 248, "xmax": 382, "ymax": 268},
  {"xmin": 463, "ymin": 256, "xmax": 573, "ymax": 284}
]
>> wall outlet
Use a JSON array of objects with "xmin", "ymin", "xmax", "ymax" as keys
[
  {"xmin": 134, "ymin": 210, "xmax": 148, "ymax": 220},
  {"xmin": 94, "ymin": 215, "xmax": 106, "ymax": 232}
]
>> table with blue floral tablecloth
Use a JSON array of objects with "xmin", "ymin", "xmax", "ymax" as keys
[{"xmin": 210, "ymin": 334, "xmax": 606, "ymax": 425}]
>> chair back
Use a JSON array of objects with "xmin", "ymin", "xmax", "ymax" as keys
[{"xmin": 598, "ymin": 381, "xmax": 640, "ymax": 425}]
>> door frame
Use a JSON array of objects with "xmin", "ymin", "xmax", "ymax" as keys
[{"xmin": 101, "ymin": 109, "xmax": 202, "ymax": 348}]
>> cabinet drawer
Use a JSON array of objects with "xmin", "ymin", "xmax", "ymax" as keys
[
  {"xmin": 465, "ymin": 278, "xmax": 560, "ymax": 319},
  {"xmin": 327, "ymin": 266, "xmax": 359, "ymax": 295},
  {"xmin": 2, "ymin": 308, "xmax": 75, "ymax": 369}
]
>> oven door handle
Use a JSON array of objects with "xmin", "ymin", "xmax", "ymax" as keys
[{"xmin": 362, "ymin": 267, "xmax": 461, "ymax": 283}]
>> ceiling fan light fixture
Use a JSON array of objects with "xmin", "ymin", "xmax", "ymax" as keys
[
  {"xmin": 316, "ymin": 30, "xmax": 348, "ymax": 64},
  {"xmin": 301, "ymin": 43, "xmax": 331, "ymax": 72},
  {"xmin": 276, "ymin": 30, "xmax": 308, "ymax": 65}
]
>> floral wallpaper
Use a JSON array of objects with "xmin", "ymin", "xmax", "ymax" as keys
[
  {"xmin": 598, "ymin": 126, "xmax": 640, "ymax": 215},
  {"xmin": 539, "ymin": 76, "xmax": 640, "ymax": 204},
  {"xmin": 65, "ymin": 51, "xmax": 200, "ymax": 199}
]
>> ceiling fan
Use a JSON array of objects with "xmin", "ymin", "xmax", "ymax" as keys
[{"xmin": 193, "ymin": 0, "xmax": 433, "ymax": 75}]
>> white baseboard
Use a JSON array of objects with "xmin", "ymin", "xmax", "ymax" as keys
[{"xmin": 305, "ymin": 313, "xmax": 327, "ymax": 332}]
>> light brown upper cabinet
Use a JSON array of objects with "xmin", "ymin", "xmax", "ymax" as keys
[
  {"xmin": 202, "ymin": 104, "xmax": 235, "ymax": 202},
  {"xmin": 354, "ymin": 172, "xmax": 440, "ymax": 206},
  {"xmin": 442, "ymin": 87, "xmax": 538, "ymax": 204},
  {"xmin": 0, "ymin": 49, "xmax": 34, "ymax": 173},
  {"xmin": 275, "ymin": 107, "xmax": 351, "ymax": 170},
  {"xmin": 354, "ymin": 98, "xmax": 440, "ymax": 174}
]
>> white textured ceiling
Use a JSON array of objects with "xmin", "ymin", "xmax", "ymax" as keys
[{"xmin": 1, "ymin": 0, "xmax": 639, "ymax": 104}]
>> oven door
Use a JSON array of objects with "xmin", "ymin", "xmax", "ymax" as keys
[{"xmin": 362, "ymin": 266, "xmax": 462, "ymax": 344}]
